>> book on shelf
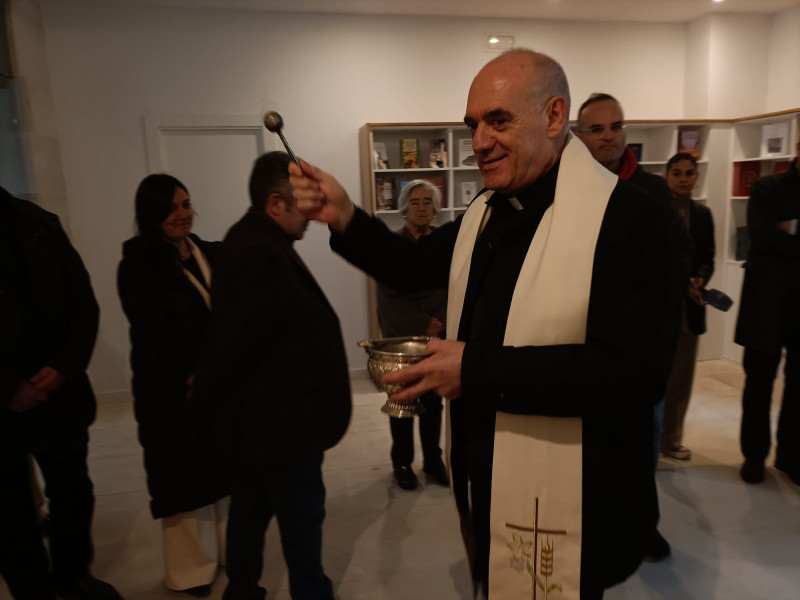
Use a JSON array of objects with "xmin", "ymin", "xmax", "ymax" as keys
[
  {"xmin": 677, "ymin": 127, "xmax": 701, "ymax": 157},
  {"xmin": 458, "ymin": 138, "xmax": 476, "ymax": 167},
  {"xmin": 460, "ymin": 181, "xmax": 477, "ymax": 206},
  {"xmin": 372, "ymin": 142, "xmax": 389, "ymax": 170},
  {"xmin": 424, "ymin": 175, "xmax": 446, "ymax": 207},
  {"xmin": 773, "ymin": 160, "xmax": 792, "ymax": 174},
  {"xmin": 375, "ymin": 176, "xmax": 396, "ymax": 210},
  {"xmin": 761, "ymin": 122, "xmax": 789, "ymax": 156},
  {"xmin": 400, "ymin": 138, "xmax": 418, "ymax": 169},
  {"xmin": 732, "ymin": 161, "xmax": 761, "ymax": 197},
  {"xmin": 429, "ymin": 139, "xmax": 447, "ymax": 168},
  {"xmin": 627, "ymin": 143, "xmax": 643, "ymax": 162}
]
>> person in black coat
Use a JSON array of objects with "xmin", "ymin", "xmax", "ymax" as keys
[
  {"xmin": 192, "ymin": 152, "xmax": 351, "ymax": 600},
  {"xmin": 735, "ymin": 142, "xmax": 800, "ymax": 486},
  {"xmin": 117, "ymin": 174, "xmax": 228, "ymax": 596},
  {"xmin": 661, "ymin": 153, "xmax": 715, "ymax": 460},
  {"xmin": 575, "ymin": 92, "xmax": 690, "ymax": 564},
  {"xmin": 0, "ymin": 187, "xmax": 122, "ymax": 600},
  {"xmin": 376, "ymin": 179, "xmax": 449, "ymax": 491}
]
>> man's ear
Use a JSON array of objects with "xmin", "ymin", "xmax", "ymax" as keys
[
  {"xmin": 546, "ymin": 96, "xmax": 569, "ymax": 140},
  {"xmin": 265, "ymin": 192, "xmax": 286, "ymax": 219}
]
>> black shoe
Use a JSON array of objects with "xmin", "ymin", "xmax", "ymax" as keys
[
  {"xmin": 393, "ymin": 465, "xmax": 418, "ymax": 490},
  {"xmin": 740, "ymin": 459, "xmax": 765, "ymax": 484},
  {"xmin": 184, "ymin": 584, "xmax": 212, "ymax": 597},
  {"xmin": 423, "ymin": 460, "xmax": 450, "ymax": 486},
  {"xmin": 56, "ymin": 575, "xmax": 123, "ymax": 600},
  {"xmin": 775, "ymin": 458, "xmax": 800, "ymax": 486},
  {"xmin": 642, "ymin": 529, "xmax": 671, "ymax": 563}
]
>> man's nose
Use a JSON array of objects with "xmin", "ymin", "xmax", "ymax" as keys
[{"xmin": 472, "ymin": 123, "xmax": 494, "ymax": 153}]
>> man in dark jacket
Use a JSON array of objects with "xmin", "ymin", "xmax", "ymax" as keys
[
  {"xmin": 0, "ymin": 187, "xmax": 122, "ymax": 600},
  {"xmin": 193, "ymin": 152, "xmax": 352, "ymax": 600},
  {"xmin": 575, "ymin": 92, "xmax": 687, "ymax": 564},
  {"xmin": 735, "ymin": 141, "xmax": 800, "ymax": 486}
]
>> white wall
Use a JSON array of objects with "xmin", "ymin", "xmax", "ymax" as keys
[
  {"xmin": 34, "ymin": 3, "xmax": 799, "ymax": 393},
  {"xmin": 685, "ymin": 14, "xmax": 773, "ymax": 118},
  {"xmin": 766, "ymin": 7, "xmax": 800, "ymax": 112}
]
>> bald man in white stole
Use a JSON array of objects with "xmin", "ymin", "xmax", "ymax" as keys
[{"xmin": 289, "ymin": 49, "xmax": 684, "ymax": 599}]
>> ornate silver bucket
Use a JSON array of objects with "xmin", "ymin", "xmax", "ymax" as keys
[{"xmin": 357, "ymin": 336, "xmax": 430, "ymax": 418}]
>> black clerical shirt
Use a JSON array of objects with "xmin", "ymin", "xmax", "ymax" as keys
[{"xmin": 460, "ymin": 162, "xmax": 560, "ymax": 346}]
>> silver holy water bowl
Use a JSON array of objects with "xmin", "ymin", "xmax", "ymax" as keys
[{"xmin": 358, "ymin": 336, "xmax": 431, "ymax": 418}]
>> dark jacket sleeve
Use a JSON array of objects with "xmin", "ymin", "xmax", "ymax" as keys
[
  {"xmin": 35, "ymin": 215, "xmax": 99, "ymax": 382},
  {"xmin": 331, "ymin": 208, "xmax": 459, "ymax": 291},
  {"xmin": 693, "ymin": 203, "xmax": 715, "ymax": 284},
  {"xmin": 747, "ymin": 175, "xmax": 800, "ymax": 259}
]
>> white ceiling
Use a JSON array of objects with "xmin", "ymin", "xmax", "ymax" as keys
[{"xmin": 63, "ymin": 0, "xmax": 800, "ymax": 24}]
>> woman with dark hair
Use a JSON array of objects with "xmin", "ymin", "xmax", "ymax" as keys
[
  {"xmin": 117, "ymin": 174, "xmax": 228, "ymax": 597},
  {"xmin": 661, "ymin": 153, "xmax": 715, "ymax": 461}
]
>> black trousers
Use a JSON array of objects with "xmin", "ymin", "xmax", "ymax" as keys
[
  {"xmin": 741, "ymin": 344, "xmax": 800, "ymax": 471},
  {"xmin": 389, "ymin": 392, "xmax": 443, "ymax": 468},
  {"xmin": 223, "ymin": 454, "xmax": 333, "ymax": 600},
  {"xmin": 0, "ymin": 432, "xmax": 94, "ymax": 599}
]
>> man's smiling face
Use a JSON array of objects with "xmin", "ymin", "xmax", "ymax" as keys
[{"xmin": 464, "ymin": 53, "xmax": 557, "ymax": 196}]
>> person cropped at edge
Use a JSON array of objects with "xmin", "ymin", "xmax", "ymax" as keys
[
  {"xmin": 289, "ymin": 50, "xmax": 684, "ymax": 599},
  {"xmin": 376, "ymin": 179, "xmax": 449, "ymax": 491},
  {"xmin": 574, "ymin": 92, "xmax": 691, "ymax": 564},
  {"xmin": 735, "ymin": 140, "xmax": 800, "ymax": 486},
  {"xmin": 661, "ymin": 153, "xmax": 715, "ymax": 461},
  {"xmin": 117, "ymin": 174, "xmax": 229, "ymax": 597},
  {"xmin": 0, "ymin": 186, "xmax": 123, "ymax": 600},
  {"xmin": 192, "ymin": 152, "xmax": 351, "ymax": 600}
]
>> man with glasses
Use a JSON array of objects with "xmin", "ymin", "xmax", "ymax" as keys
[
  {"xmin": 575, "ymin": 93, "xmax": 673, "ymax": 208},
  {"xmin": 576, "ymin": 93, "xmax": 685, "ymax": 564}
]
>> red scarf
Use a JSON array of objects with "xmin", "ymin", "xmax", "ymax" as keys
[{"xmin": 617, "ymin": 146, "xmax": 639, "ymax": 181}]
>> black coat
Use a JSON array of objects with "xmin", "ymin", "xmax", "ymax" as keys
[
  {"xmin": 331, "ymin": 176, "xmax": 684, "ymax": 589},
  {"xmin": 193, "ymin": 208, "xmax": 351, "ymax": 465},
  {"xmin": 0, "ymin": 188, "xmax": 98, "ymax": 453},
  {"xmin": 117, "ymin": 233, "xmax": 229, "ymax": 518},
  {"xmin": 735, "ymin": 160, "xmax": 800, "ymax": 352},
  {"xmin": 684, "ymin": 200, "xmax": 715, "ymax": 335},
  {"xmin": 376, "ymin": 226, "xmax": 447, "ymax": 338}
]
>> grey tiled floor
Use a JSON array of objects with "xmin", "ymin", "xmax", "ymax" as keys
[{"xmin": 2, "ymin": 360, "xmax": 798, "ymax": 599}]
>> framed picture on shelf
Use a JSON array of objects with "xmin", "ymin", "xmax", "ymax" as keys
[
  {"xmin": 375, "ymin": 176, "xmax": 396, "ymax": 210},
  {"xmin": 627, "ymin": 143, "xmax": 643, "ymax": 162},
  {"xmin": 677, "ymin": 127, "xmax": 701, "ymax": 157},
  {"xmin": 773, "ymin": 160, "xmax": 792, "ymax": 174},
  {"xmin": 429, "ymin": 139, "xmax": 447, "ymax": 168},
  {"xmin": 732, "ymin": 161, "xmax": 761, "ymax": 197},
  {"xmin": 400, "ymin": 138, "xmax": 418, "ymax": 168},
  {"xmin": 458, "ymin": 138, "xmax": 476, "ymax": 167},
  {"xmin": 461, "ymin": 181, "xmax": 477, "ymax": 206},
  {"xmin": 373, "ymin": 142, "xmax": 389, "ymax": 169},
  {"xmin": 760, "ymin": 122, "xmax": 789, "ymax": 156},
  {"xmin": 424, "ymin": 175, "xmax": 446, "ymax": 208}
]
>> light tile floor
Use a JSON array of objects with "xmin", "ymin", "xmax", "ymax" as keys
[{"xmin": 2, "ymin": 360, "xmax": 798, "ymax": 599}]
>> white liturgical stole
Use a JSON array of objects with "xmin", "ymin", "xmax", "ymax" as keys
[{"xmin": 447, "ymin": 134, "xmax": 617, "ymax": 599}]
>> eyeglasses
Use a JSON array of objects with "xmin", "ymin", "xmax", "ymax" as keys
[{"xmin": 577, "ymin": 122, "xmax": 626, "ymax": 139}]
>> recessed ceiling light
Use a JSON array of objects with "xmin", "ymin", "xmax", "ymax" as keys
[
  {"xmin": 713, "ymin": 0, "xmax": 724, "ymax": 3},
  {"xmin": 485, "ymin": 35, "xmax": 514, "ymax": 52}
]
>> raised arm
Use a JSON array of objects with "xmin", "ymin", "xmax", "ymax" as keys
[{"xmin": 289, "ymin": 159, "xmax": 355, "ymax": 232}]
